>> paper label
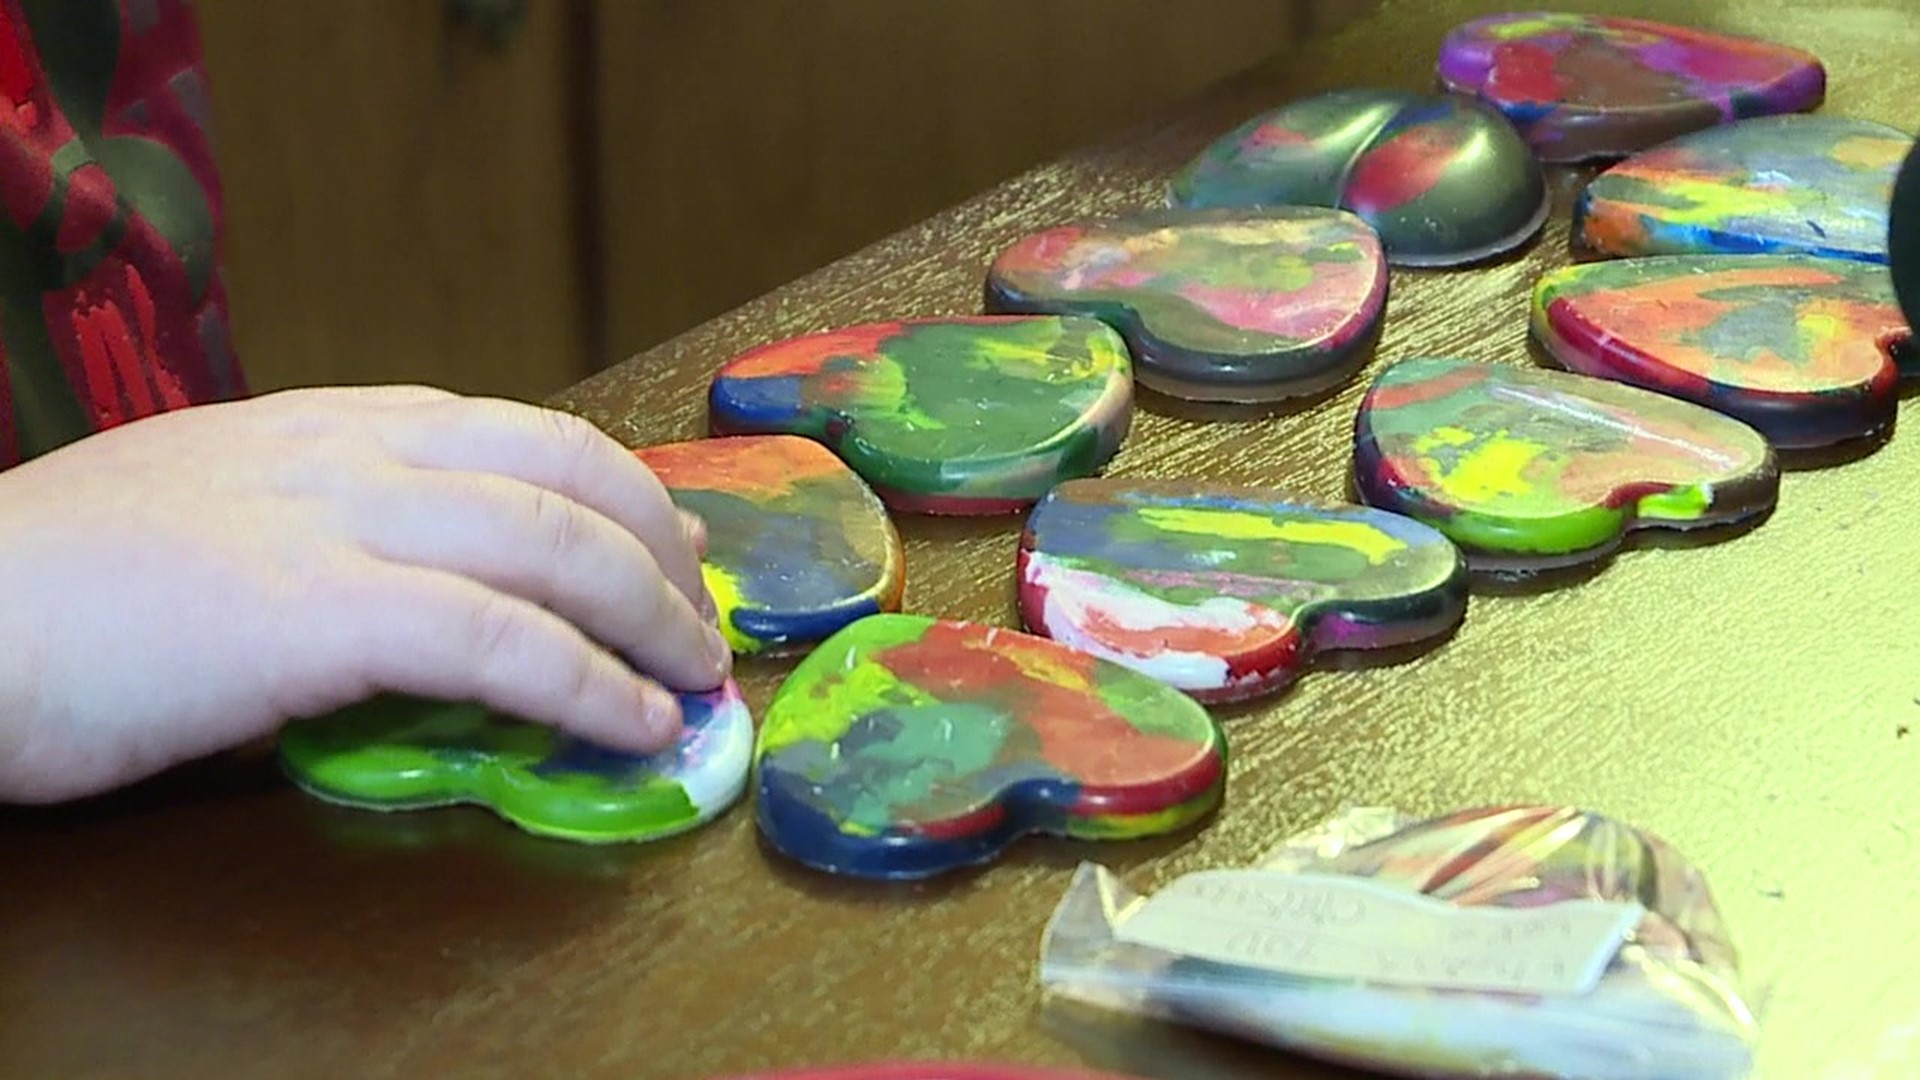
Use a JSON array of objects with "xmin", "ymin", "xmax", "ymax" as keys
[{"xmin": 1111, "ymin": 869, "xmax": 1643, "ymax": 997}]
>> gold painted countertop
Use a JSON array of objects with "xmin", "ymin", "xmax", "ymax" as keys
[{"xmin": 4, "ymin": 2, "xmax": 1917, "ymax": 1077}]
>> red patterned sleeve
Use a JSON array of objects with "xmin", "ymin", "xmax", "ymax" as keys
[{"xmin": 0, "ymin": 0, "xmax": 245, "ymax": 467}]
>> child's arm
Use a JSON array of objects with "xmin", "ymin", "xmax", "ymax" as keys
[{"xmin": 0, "ymin": 384, "xmax": 728, "ymax": 804}]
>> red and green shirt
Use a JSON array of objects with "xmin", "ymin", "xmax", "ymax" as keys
[{"xmin": 0, "ymin": 0, "xmax": 243, "ymax": 466}]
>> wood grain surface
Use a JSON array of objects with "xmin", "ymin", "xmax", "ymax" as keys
[
  {"xmin": 197, "ymin": 0, "xmax": 595, "ymax": 400},
  {"xmin": 4, "ymin": 2, "xmax": 1918, "ymax": 1078}
]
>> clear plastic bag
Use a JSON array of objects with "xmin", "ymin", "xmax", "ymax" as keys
[{"xmin": 1039, "ymin": 806, "xmax": 1758, "ymax": 1079}]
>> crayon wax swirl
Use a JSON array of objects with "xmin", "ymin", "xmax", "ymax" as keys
[
  {"xmin": 1018, "ymin": 480, "xmax": 1466, "ymax": 702},
  {"xmin": 753, "ymin": 614, "xmax": 1225, "ymax": 879},
  {"xmin": 987, "ymin": 207, "xmax": 1387, "ymax": 401},
  {"xmin": 1352, "ymin": 357, "xmax": 1777, "ymax": 564},
  {"xmin": 1168, "ymin": 89, "xmax": 1547, "ymax": 266},
  {"xmin": 635, "ymin": 435, "xmax": 904, "ymax": 654},
  {"xmin": 1575, "ymin": 115, "xmax": 1910, "ymax": 263},
  {"xmin": 707, "ymin": 316, "xmax": 1132, "ymax": 514},
  {"xmin": 1438, "ymin": 12, "xmax": 1824, "ymax": 161},
  {"xmin": 1533, "ymin": 255, "xmax": 1912, "ymax": 448}
]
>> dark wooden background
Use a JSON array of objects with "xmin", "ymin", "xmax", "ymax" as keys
[{"xmin": 194, "ymin": 0, "xmax": 1373, "ymax": 399}]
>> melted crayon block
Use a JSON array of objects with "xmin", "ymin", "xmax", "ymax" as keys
[
  {"xmin": 1574, "ymin": 115, "xmax": 1910, "ymax": 263},
  {"xmin": 634, "ymin": 435, "xmax": 904, "ymax": 655},
  {"xmin": 986, "ymin": 207, "xmax": 1387, "ymax": 402},
  {"xmin": 1351, "ymin": 357, "xmax": 1778, "ymax": 571},
  {"xmin": 753, "ymin": 614, "xmax": 1226, "ymax": 880},
  {"xmin": 1533, "ymin": 255, "xmax": 1912, "ymax": 449},
  {"xmin": 1169, "ymin": 89, "xmax": 1547, "ymax": 267},
  {"xmin": 1018, "ymin": 480, "xmax": 1466, "ymax": 702},
  {"xmin": 279, "ymin": 681, "xmax": 754, "ymax": 844},
  {"xmin": 708, "ymin": 317, "xmax": 1133, "ymax": 515},
  {"xmin": 1438, "ymin": 12, "xmax": 1825, "ymax": 162}
]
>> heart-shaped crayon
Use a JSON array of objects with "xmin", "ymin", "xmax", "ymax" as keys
[
  {"xmin": 985, "ymin": 207, "xmax": 1388, "ymax": 402},
  {"xmin": 634, "ymin": 435, "xmax": 904, "ymax": 655},
  {"xmin": 279, "ymin": 681, "xmax": 753, "ymax": 844},
  {"xmin": 1574, "ymin": 115, "xmax": 1910, "ymax": 263},
  {"xmin": 1533, "ymin": 255, "xmax": 1913, "ymax": 449},
  {"xmin": 1352, "ymin": 357, "xmax": 1778, "ymax": 571},
  {"xmin": 753, "ymin": 614, "xmax": 1226, "ymax": 880},
  {"xmin": 1018, "ymin": 480, "xmax": 1466, "ymax": 703},
  {"xmin": 1437, "ymin": 13, "xmax": 1825, "ymax": 162},
  {"xmin": 1169, "ymin": 89, "xmax": 1547, "ymax": 266},
  {"xmin": 708, "ymin": 317, "xmax": 1132, "ymax": 515}
]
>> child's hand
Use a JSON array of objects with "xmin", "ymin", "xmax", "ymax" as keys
[{"xmin": 0, "ymin": 386, "xmax": 730, "ymax": 803}]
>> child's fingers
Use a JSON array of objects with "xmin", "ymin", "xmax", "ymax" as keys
[
  {"xmin": 328, "ymin": 563, "xmax": 689, "ymax": 754},
  {"xmin": 378, "ymin": 398, "xmax": 715, "ymax": 621},
  {"xmin": 351, "ymin": 468, "xmax": 730, "ymax": 693}
]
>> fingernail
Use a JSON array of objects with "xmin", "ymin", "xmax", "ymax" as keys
[
  {"xmin": 704, "ymin": 622, "xmax": 733, "ymax": 674},
  {"xmin": 637, "ymin": 683, "xmax": 683, "ymax": 748},
  {"xmin": 679, "ymin": 510, "xmax": 708, "ymax": 555}
]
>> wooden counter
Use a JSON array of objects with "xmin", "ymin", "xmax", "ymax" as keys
[{"xmin": 5, "ymin": 1, "xmax": 1916, "ymax": 1077}]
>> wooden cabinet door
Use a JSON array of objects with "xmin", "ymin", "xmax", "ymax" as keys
[
  {"xmin": 196, "ymin": 0, "xmax": 593, "ymax": 400},
  {"xmin": 591, "ymin": 0, "xmax": 1373, "ymax": 360},
  {"xmin": 195, "ymin": 1, "xmax": 1377, "ymax": 394}
]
